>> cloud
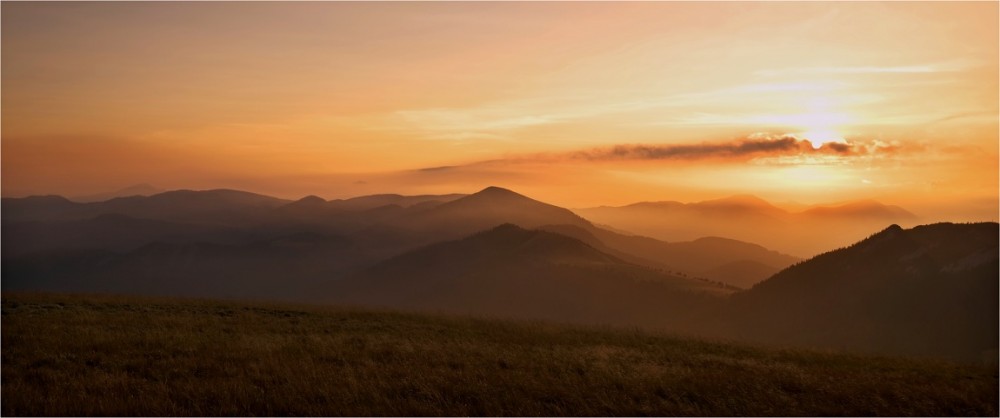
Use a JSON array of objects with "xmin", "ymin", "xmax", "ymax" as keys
[
  {"xmin": 567, "ymin": 133, "xmax": 882, "ymax": 162},
  {"xmin": 386, "ymin": 107, "xmax": 563, "ymax": 141},
  {"xmin": 755, "ymin": 66, "xmax": 938, "ymax": 77},
  {"xmin": 753, "ymin": 59, "xmax": 979, "ymax": 78},
  {"xmin": 409, "ymin": 133, "xmax": 907, "ymax": 178},
  {"xmin": 418, "ymin": 165, "xmax": 459, "ymax": 172}
]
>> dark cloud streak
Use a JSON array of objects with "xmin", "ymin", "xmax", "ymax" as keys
[
  {"xmin": 570, "ymin": 134, "xmax": 878, "ymax": 162},
  {"xmin": 413, "ymin": 133, "xmax": 903, "ymax": 173}
]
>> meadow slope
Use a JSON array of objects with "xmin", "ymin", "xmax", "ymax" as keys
[{"xmin": 2, "ymin": 293, "xmax": 996, "ymax": 416}]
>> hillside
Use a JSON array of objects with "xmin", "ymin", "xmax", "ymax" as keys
[
  {"xmin": 725, "ymin": 222, "xmax": 999, "ymax": 360},
  {"xmin": 332, "ymin": 224, "xmax": 732, "ymax": 329},
  {"xmin": 2, "ymin": 236, "xmax": 368, "ymax": 302},
  {"xmin": 3, "ymin": 293, "xmax": 996, "ymax": 417},
  {"xmin": 702, "ymin": 259, "xmax": 781, "ymax": 289},
  {"xmin": 1, "ymin": 214, "xmax": 245, "ymax": 258}
]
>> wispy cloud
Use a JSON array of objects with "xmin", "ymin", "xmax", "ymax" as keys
[
  {"xmin": 755, "ymin": 66, "xmax": 939, "ymax": 77},
  {"xmin": 754, "ymin": 60, "xmax": 974, "ymax": 77},
  {"xmin": 395, "ymin": 108, "xmax": 560, "ymax": 132}
]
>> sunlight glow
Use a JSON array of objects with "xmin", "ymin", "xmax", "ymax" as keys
[{"xmin": 800, "ymin": 129, "xmax": 846, "ymax": 149}]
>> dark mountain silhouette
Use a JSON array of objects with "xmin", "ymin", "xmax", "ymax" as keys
[
  {"xmin": 575, "ymin": 195, "xmax": 920, "ymax": 257},
  {"xmin": 2, "ymin": 186, "xmax": 799, "ymax": 292},
  {"xmin": 263, "ymin": 194, "xmax": 467, "ymax": 244},
  {"xmin": 702, "ymin": 259, "xmax": 781, "ymax": 289},
  {"xmin": 269, "ymin": 196, "xmax": 361, "ymax": 230},
  {"xmin": 332, "ymin": 224, "xmax": 732, "ymax": 329},
  {"xmin": 96, "ymin": 189, "xmax": 290, "ymax": 226},
  {"xmin": 71, "ymin": 183, "xmax": 163, "ymax": 203},
  {"xmin": 585, "ymin": 194, "xmax": 788, "ymax": 226},
  {"xmin": 3, "ymin": 232, "xmax": 371, "ymax": 301},
  {"xmin": 799, "ymin": 199, "xmax": 917, "ymax": 220},
  {"xmin": 1, "ymin": 195, "xmax": 80, "ymax": 222},
  {"xmin": 536, "ymin": 224, "xmax": 664, "ymax": 266},
  {"xmin": 690, "ymin": 194, "xmax": 790, "ymax": 219},
  {"xmin": 289, "ymin": 195, "xmax": 328, "ymax": 207},
  {"xmin": 649, "ymin": 236, "xmax": 797, "ymax": 276},
  {"xmin": 723, "ymin": 222, "xmax": 998, "ymax": 360},
  {"xmin": 2, "ymin": 189, "xmax": 290, "ymax": 226},
  {"xmin": 1, "ymin": 214, "xmax": 244, "ymax": 259},
  {"xmin": 328, "ymin": 193, "xmax": 466, "ymax": 211},
  {"xmin": 390, "ymin": 187, "xmax": 799, "ymax": 288},
  {"xmin": 2, "ymin": 184, "xmax": 995, "ymax": 361},
  {"xmin": 399, "ymin": 186, "xmax": 592, "ymax": 234},
  {"xmin": 537, "ymin": 224, "xmax": 799, "ymax": 288}
]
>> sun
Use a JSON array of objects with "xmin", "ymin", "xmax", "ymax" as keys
[{"xmin": 799, "ymin": 129, "xmax": 846, "ymax": 149}]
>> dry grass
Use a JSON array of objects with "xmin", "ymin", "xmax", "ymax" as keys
[{"xmin": 2, "ymin": 292, "xmax": 996, "ymax": 416}]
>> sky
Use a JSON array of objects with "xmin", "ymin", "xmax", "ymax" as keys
[{"xmin": 2, "ymin": 2, "xmax": 997, "ymax": 220}]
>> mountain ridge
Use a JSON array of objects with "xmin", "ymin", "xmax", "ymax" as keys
[{"xmin": 725, "ymin": 221, "xmax": 998, "ymax": 360}]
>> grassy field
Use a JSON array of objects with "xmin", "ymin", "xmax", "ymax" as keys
[{"xmin": 2, "ymin": 293, "xmax": 997, "ymax": 416}]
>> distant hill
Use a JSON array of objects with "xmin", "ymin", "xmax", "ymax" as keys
[
  {"xmin": 0, "ymin": 195, "xmax": 80, "ymax": 222},
  {"xmin": 799, "ymin": 199, "xmax": 917, "ymax": 220},
  {"xmin": 2, "ymin": 189, "xmax": 291, "ymax": 226},
  {"xmin": 538, "ymin": 224, "xmax": 799, "ymax": 288},
  {"xmin": 575, "ymin": 195, "xmax": 920, "ymax": 257},
  {"xmin": 398, "ymin": 186, "xmax": 593, "ymax": 234},
  {"xmin": 724, "ymin": 222, "xmax": 999, "ymax": 360},
  {"xmin": 331, "ymin": 224, "xmax": 732, "ymax": 329},
  {"xmin": 689, "ymin": 194, "xmax": 790, "ymax": 220},
  {"xmin": 70, "ymin": 183, "xmax": 164, "ymax": 203},
  {"xmin": 327, "ymin": 193, "xmax": 466, "ymax": 210}
]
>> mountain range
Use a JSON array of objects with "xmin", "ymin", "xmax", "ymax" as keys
[
  {"xmin": 330, "ymin": 223, "xmax": 732, "ymax": 329},
  {"xmin": 2, "ymin": 186, "xmax": 995, "ymax": 360},
  {"xmin": 575, "ymin": 195, "xmax": 920, "ymax": 257},
  {"xmin": 70, "ymin": 183, "xmax": 164, "ymax": 203},
  {"xmin": 2, "ymin": 187, "xmax": 799, "ymax": 289}
]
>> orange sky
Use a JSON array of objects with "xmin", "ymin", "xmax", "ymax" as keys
[{"xmin": 2, "ymin": 2, "xmax": 997, "ymax": 220}]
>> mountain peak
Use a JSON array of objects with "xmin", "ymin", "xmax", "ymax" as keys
[
  {"xmin": 883, "ymin": 224, "xmax": 904, "ymax": 233},
  {"xmin": 16, "ymin": 195, "xmax": 74, "ymax": 203},
  {"xmin": 412, "ymin": 186, "xmax": 593, "ymax": 232},
  {"xmin": 295, "ymin": 195, "xmax": 327, "ymax": 205},
  {"xmin": 489, "ymin": 222, "xmax": 525, "ymax": 232},
  {"xmin": 456, "ymin": 186, "xmax": 536, "ymax": 205},
  {"xmin": 474, "ymin": 186, "xmax": 523, "ymax": 198}
]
